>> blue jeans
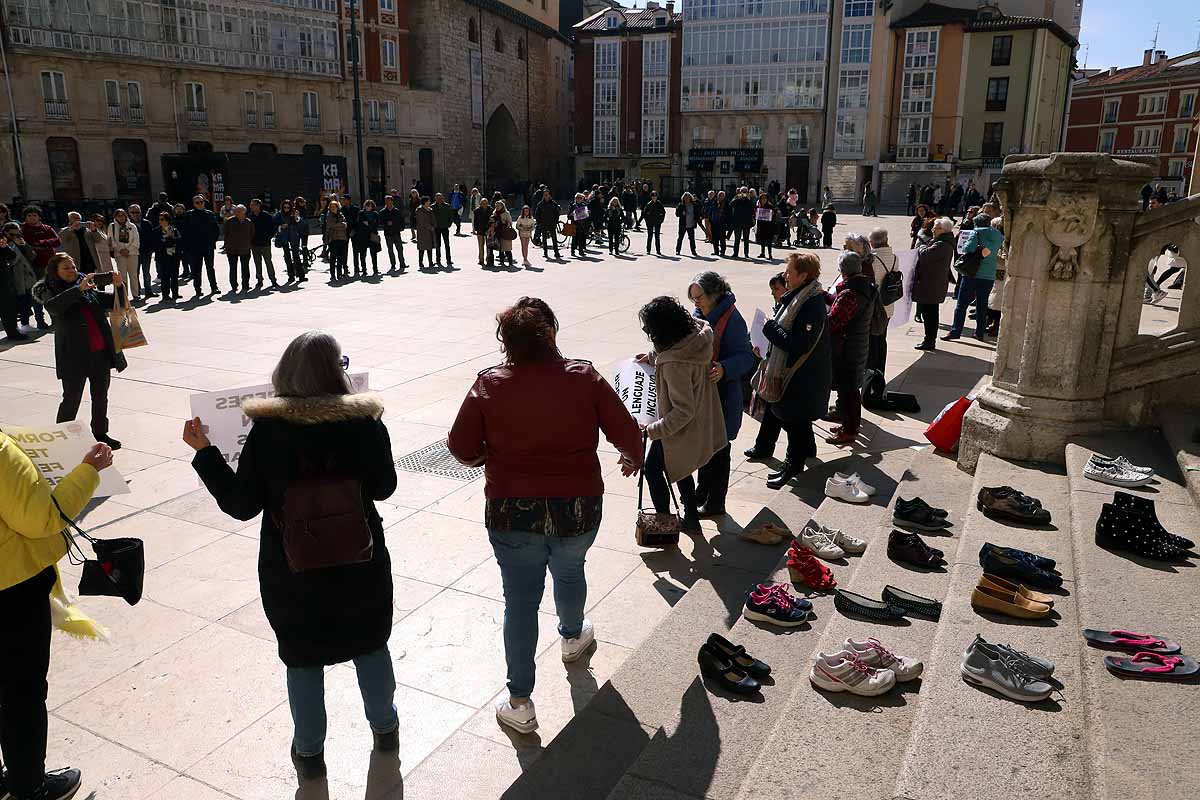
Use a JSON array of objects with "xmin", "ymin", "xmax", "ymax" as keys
[
  {"xmin": 488, "ymin": 527, "xmax": 598, "ymax": 698},
  {"xmin": 949, "ymin": 275, "xmax": 994, "ymax": 337},
  {"xmin": 286, "ymin": 645, "xmax": 399, "ymax": 757}
]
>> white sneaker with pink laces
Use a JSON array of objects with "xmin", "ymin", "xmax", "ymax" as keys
[
  {"xmin": 844, "ymin": 637, "xmax": 924, "ymax": 682},
  {"xmin": 810, "ymin": 650, "xmax": 896, "ymax": 696}
]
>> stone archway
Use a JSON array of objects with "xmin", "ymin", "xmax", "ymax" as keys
[{"xmin": 485, "ymin": 104, "xmax": 520, "ymax": 191}]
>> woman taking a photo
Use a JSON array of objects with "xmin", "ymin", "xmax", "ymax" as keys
[
  {"xmin": 686, "ymin": 272, "xmax": 755, "ymax": 516},
  {"xmin": 448, "ymin": 298, "xmax": 642, "ymax": 735},
  {"xmin": 32, "ymin": 253, "xmax": 127, "ymax": 450},
  {"xmin": 183, "ymin": 331, "xmax": 400, "ymax": 781},
  {"xmin": 1, "ymin": 428, "xmax": 114, "ymax": 800},
  {"xmin": 638, "ymin": 296, "xmax": 728, "ymax": 534},
  {"xmin": 758, "ymin": 252, "xmax": 831, "ymax": 489}
]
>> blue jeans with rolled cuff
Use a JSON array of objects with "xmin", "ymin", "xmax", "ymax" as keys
[{"xmin": 286, "ymin": 645, "xmax": 399, "ymax": 757}]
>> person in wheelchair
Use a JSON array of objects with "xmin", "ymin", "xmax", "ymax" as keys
[{"xmin": 796, "ymin": 210, "xmax": 822, "ymax": 248}]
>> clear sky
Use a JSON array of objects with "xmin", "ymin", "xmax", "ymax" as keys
[{"xmin": 1078, "ymin": 0, "xmax": 1200, "ymax": 69}]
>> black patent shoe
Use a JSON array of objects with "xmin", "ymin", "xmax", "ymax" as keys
[
  {"xmin": 291, "ymin": 745, "xmax": 327, "ymax": 781},
  {"xmin": 707, "ymin": 632, "xmax": 771, "ymax": 679},
  {"xmin": 766, "ymin": 463, "xmax": 802, "ymax": 490},
  {"xmin": 697, "ymin": 504, "xmax": 726, "ymax": 518},
  {"xmin": 698, "ymin": 642, "xmax": 761, "ymax": 694}
]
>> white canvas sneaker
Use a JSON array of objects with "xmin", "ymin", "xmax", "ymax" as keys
[
  {"xmin": 800, "ymin": 521, "xmax": 845, "ymax": 560},
  {"xmin": 1083, "ymin": 459, "xmax": 1153, "ymax": 488},
  {"xmin": 834, "ymin": 471, "xmax": 876, "ymax": 496},
  {"xmin": 810, "ymin": 650, "xmax": 896, "ymax": 696},
  {"xmin": 825, "ymin": 475, "xmax": 871, "ymax": 504},
  {"xmin": 496, "ymin": 699, "xmax": 538, "ymax": 733},
  {"xmin": 562, "ymin": 619, "xmax": 595, "ymax": 663},
  {"xmin": 826, "ymin": 525, "xmax": 867, "ymax": 555},
  {"xmin": 1088, "ymin": 454, "xmax": 1154, "ymax": 477},
  {"xmin": 844, "ymin": 637, "xmax": 923, "ymax": 681}
]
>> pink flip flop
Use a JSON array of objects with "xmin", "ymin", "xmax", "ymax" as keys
[
  {"xmin": 1103, "ymin": 652, "xmax": 1198, "ymax": 680},
  {"xmin": 1082, "ymin": 628, "xmax": 1182, "ymax": 654}
]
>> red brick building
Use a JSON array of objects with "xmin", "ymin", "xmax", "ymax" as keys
[
  {"xmin": 573, "ymin": 3, "xmax": 682, "ymax": 193},
  {"xmin": 1065, "ymin": 48, "xmax": 1200, "ymax": 196}
]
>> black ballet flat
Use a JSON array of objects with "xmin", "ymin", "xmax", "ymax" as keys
[
  {"xmin": 698, "ymin": 642, "xmax": 761, "ymax": 694},
  {"xmin": 833, "ymin": 589, "xmax": 907, "ymax": 622},
  {"xmin": 881, "ymin": 585, "xmax": 942, "ymax": 620}
]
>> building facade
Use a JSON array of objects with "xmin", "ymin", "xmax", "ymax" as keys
[
  {"xmin": 1065, "ymin": 49, "xmax": 1200, "ymax": 197},
  {"xmin": 572, "ymin": 3, "xmax": 682, "ymax": 192}
]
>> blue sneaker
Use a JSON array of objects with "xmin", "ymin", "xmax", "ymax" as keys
[{"xmin": 743, "ymin": 583, "xmax": 811, "ymax": 627}]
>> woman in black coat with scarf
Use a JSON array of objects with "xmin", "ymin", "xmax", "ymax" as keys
[
  {"xmin": 758, "ymin": 252, "xmax": 831, "ymax": 489},
  {"xmin": 183, "ymin": 331, "xmax": 400, "ymax": 780},
  {"xmin": 32, "ymin": 253, "xmax": 127, "ymax": 449}
]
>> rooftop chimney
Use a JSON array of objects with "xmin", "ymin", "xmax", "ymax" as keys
[
  {"xmin": 1153, "ymin": 50, "xmax": 1167, "ymax": 65},
  {"xmin": 646, "ymin": 0, "xmax": 658, "ymax": 8},
  {"xmin": 1143, "ymin": 48, "xmax": 1154, "ymax": 67},
  {"xmin": 1108, "ymin": 66, "xmax": 1118, "ymax": 76}
]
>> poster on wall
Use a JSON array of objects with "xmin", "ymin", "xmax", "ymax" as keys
[{"xmin": 470, "ymin": 50, "xmax": 483, "ymax": 127}]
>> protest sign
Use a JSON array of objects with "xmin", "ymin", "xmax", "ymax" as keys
[
  {"xmin": 3, "ymin": 422, "xmax": 129, "ymax": 496},
  {"xmin": 189, "ymin": 372, "xmax": 369, "ymax": 467},
  {"xmin": 749, "ymin": 308, "xmax": 770, "ymax": 355},
  {"xmin": 888, "ymin": 250, "xmax": 918, "ymax": 329},
  {"xmin": 612, "ymin": 358, "xmax": 658, "ymax": 427}
]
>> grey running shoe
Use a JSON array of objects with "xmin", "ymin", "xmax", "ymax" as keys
[
  {"xmin": 970, "ymin": 634, "xmax": 1055, "ymax": 678},
  {"xmin": 961, "ymin": 638, "xmax": 1053, "ymax": 702}
]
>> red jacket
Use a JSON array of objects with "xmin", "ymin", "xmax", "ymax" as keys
[
  {"xmin": 20, "ymin": 222, "xmax": 61, "ymax": 269},
  {"xmin": 448, "ymin": 359, "xmax": 643, "ymax": 499}
]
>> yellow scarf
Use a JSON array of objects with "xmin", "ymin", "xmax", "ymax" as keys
[{"xmin": 48, "ymin": 564, "xmax": 109, "ymax": 641}]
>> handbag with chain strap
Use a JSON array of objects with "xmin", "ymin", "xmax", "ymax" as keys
[{"xmin": 634, "ymin": 434, "xmax": 681, "ymax": 548}]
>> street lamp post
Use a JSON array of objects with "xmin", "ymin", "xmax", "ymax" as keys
[{"xmin": 348, "ymin": 0, "xmax": 366, "ymax": 201}]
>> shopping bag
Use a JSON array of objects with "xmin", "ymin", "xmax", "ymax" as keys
[
  {"xmin": 924, "ymin": 395, "xmax": 973, "ymax": 452},
  {"xmin": 111, "ymin": 290, "xmax": 147, "ymax": 352}
]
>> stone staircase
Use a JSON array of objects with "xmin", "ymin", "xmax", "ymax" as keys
[{"xmin": 500, "ymin": 424, "xmax": 1200, "ymax": 800}]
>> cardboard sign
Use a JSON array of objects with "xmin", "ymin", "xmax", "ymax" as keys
[
  {"xmin": 755, "ymin": 207, "xmax": 773, "ymax": 222},
  {"xmin": 749, "ymin": 308, "xmax": 770, "ymax": 355},
  {"xmin": 2, "ymin": 422, "xmax": 129, "ymax": 496},
  {"xmin": 612, "ymin": 359, "xmax": 658, "ymax": 427},
  {"xmin": 189, "ymin": 372, "xmax": 369, "ymax": 467},
  {"xmin": 888, "ymin": 249, "xmax": 919, "ymax": 329}
]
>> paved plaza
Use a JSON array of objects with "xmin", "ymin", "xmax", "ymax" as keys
[{"xmin": 0, "ymin": 213, "xmax": 997, "ymax": 800}]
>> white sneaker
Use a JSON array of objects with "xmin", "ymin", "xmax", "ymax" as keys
[
  {"xmin": 834, "ymin": 471, "xmax": 876, "ymax": 496},
  {"xmin": 496, "ymin": 699, "xmax": 538, "ymax": 733},
  {"xmin": 826, "ymin": 525, "xmax": 867, "ymax": 555},
  {"xmin": 844, "ymin": 637, "xmax": 923, "ymax": 682},
  {"xmin": 799, "ymin": 521, "xmax": 845, "ymax": 560},
  {"xmin": 825, "ymin": 475, "xmax": 870, "ymax": 504},
  {"xmin": 562, "ymin": 618, "xmax": 595, "ymax": 662},
  {"xmin": 810, "ymin": 650, "xmax": 896, "ymax": 696}
]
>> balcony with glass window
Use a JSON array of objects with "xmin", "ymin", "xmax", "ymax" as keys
[
  {"xmin": 246, "ymin": 111, "xmax": 257, "ymax": 128},
  {"xmin": 106, "ymin": 103, "xmax": 123, "ymax": 123},
  {"xmin": 368, "ymin": 118, "xmax": 381, "ymax": 133},
  {"xmin": 129, "ymin": 106, "xmax": 145, "ymax": 124},
  {"xmin": 44, "ymin": 100, "xmax": 70, "ymax": 120},
  {"xmin": 187, "ymin": 108, "xmax": 208, "ymax": 126},
  {"xmin": 263, "ymin": 111, "xmax": 276, "ymax": 129},
  {"xmin": 303, "ymin": 114, "xmax": 321, "ymax": 131},
  {"xmin": 383, "ymin": 119, "xmax": 397, "ymax": 135}
]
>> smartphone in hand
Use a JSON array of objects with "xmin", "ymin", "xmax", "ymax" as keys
[{"xmin": 92, "ymin": 272, "xmax": 115, "ymax": 289}]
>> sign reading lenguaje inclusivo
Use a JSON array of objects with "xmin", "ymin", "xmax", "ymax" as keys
[
  {"xmin": 188, "ymin": 372, "xmax": 369, "ymax": 466},
  {"xmin": 612, "ymin": 358, "xmax": 658, "ymax": 428},
  {"xmin": 2, "ymin": 422, "xmax": 129, "ymax": 496}
]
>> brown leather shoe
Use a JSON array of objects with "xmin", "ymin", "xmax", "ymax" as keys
[
  {"xmin": 979, "ymin": 573, "xmax": 1055, "ymax": 607},
  {"xmin": 977, "ymin": 486, "xmax": 1052, "ymax": 526},
  {"xmin": 971, "ymin": 582, "xmax": 1051, "ymax": 619}
]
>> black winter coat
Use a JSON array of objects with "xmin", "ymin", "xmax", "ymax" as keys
[
  {"xmin": 643, "ymin": 200, "xmax": 666, "ymax": 226},
  {"xmin": 912, "ymin": 232, "xmax": 955, "ymax": 305},
  {"xmin": 731, "ymin": 196, "xmax": 755, "ymax": 227},
  {"xmin": 762, "ymin": 286, "xmax": 831, "ymax": 424},
  {"xmin": 191, "ymin": 393, "xmax": 397, "ymax": 668},
  {"xmin": 828, "ymin": 274, "xmax": 875, "ymax": 393},
  {"xmin": 181, "ymin": 207, "xmax": 220, "ymax": 251},
  {"xmin": 535, "ymin": 199, "xmax": 560, "ymax": 228},
  {"xmin": 32, "ymin": 276, "xmax": 127, "ymax": 380}
]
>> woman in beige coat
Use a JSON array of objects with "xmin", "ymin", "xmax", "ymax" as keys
[{"xmin": 638, "ymin": 295, "xmax": 727, "ymax": 534}]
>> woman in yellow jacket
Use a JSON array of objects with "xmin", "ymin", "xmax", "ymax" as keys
[{"xmin": 0, "ymin": 431, "xmax": 112, "ymax": 800}]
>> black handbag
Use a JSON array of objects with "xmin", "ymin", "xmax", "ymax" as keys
[
  {"xmin": 954, "ymin": 246, "xmax": 982, "ymax": 277},
  {"xmin": 54, "ymin": 498, "xmax": 145, "ymax": 606}
]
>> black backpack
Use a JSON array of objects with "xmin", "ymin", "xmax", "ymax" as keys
[{"xmin": 878, "ymin": 254, "xmax": 903, "ymax": 306}]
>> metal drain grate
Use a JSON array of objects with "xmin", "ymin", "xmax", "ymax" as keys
[{"xmin": 395, "ymin": 439, "xmax": 483, "ymax": 482}]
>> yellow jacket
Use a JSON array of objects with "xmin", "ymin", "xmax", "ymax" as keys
[{"xmin": 0, "ymin": 431, "xmax": 99, "ymax": 592}]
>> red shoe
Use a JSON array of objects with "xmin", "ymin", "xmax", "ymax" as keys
[{"xmin": 787, "ymin": 544, "xmax": 837, "ymax": 590}]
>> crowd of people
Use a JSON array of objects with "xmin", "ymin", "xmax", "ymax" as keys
[{"xmin": 904, "ymin": 180, "xmax": 989, "ymax": 220}]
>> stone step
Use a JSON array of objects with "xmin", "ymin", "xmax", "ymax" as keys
[
  {"xmin": 1154, "ymin": 405, "xmax": 1200, "ymax": 508},
  {"xmin": 601, "ymin": 449, "xmax": 919, "ymax": 800},
  {"xmin": 892, "ymin": 454, "xmax": 1094, "ymax": 800},
  {"xmin": 1065, "ymin": 431, "xmax": 1200, "ymax": 800},
  {"xmin": 730, "ymin": 448, "xmax": 975, "ymax": 800}
]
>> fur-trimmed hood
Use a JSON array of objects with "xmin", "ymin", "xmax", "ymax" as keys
[{"xmin": 243, "ymin": 392, "xmax": 384, "ymax": 424}]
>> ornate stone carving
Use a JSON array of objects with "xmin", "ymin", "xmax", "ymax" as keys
[{"xmin": 1044, "ymin": 193, "xmax": 1098, "ymax": 280}]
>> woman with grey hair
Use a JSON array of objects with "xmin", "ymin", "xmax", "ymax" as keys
[
  {"xmin": 183, "ymin": 331, "xmax": 400, "ymax": 782},
  {"xmin": 687, "ymin": 271, "xmax": 755, "ymax": 514}
]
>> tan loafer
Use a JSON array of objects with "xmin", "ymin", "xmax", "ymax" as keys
[
  {"xmin": 980, "ymin": 573, "xmax": 1055, "ymax": 608},
  {"xmin": 971, "ymin": 582, "xmax": 1051, "ymax": 620},
  {"xmin": 741, "ymin": 524, "xmax": 791, "ymax": 546}
]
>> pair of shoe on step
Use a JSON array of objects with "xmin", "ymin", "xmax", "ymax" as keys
[
  {"xmin": 699, "ymin": 633, "xmax": 770, "ymax": 694},
  {"xmin": 1083, "ymin": 628, "xmax": 1199, "ymax": 681},
  {"xmin": 811, "ymin": 638, "xmax": 923, "ymax": 697},
  {"xmin": 1095, "ymin": 491, "xmax": 1195, "ymax": 562}
]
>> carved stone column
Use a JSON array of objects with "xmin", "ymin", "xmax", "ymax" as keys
[{"xmin": 958, "ymin": 153, "xmax": 1157, "ymax": 472}]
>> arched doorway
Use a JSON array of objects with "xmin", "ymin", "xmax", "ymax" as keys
[{"xmin": 485, "ymin": 104, "xmax": 519, "ymax": 193}]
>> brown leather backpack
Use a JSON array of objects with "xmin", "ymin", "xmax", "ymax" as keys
[{"xmin": 277, "ymin": 457, "xmax": 373, "ymax": 573}]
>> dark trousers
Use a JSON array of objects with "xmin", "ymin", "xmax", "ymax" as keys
[
  {"xmin": 608, "ymin": 225, "xmax": 622, "ymax": 255},
  {"xmin": 57, "ymin": 351, "xmax": 111, "ymax": 437},
  {"xmin": 867, "ymin": 332, "xmax": 887, "ymax": 374},
  {"xmin": 435, "ymin": 229, "xmax": 452, "ymax": 263},
  {"xmin": 822, "ymin": 228, "xmax": 834, "ymax": 248},
  {"xmin": 676, "ymin": 226, "xmax": 696, "ymax": 255},
  {"xmin": 712, "ymin": 227, "xmax": 727, "ymax": 256},
  {"xmin": 384, "ymin": 234, "xmax": 405, "ymax": 269},
  {"xmin": 646, "ymin": 223, "xmax": 662, "ymax": 253},
  {"xmin": 732, "ymin": 226, "xmax": 752, "ymax": 257},
  {"xmin": 917, "ymin": 302, "xmax": 940, "ymax": 345},
  {"xmin": 328, "ymin": 240, "xmax": 349, "ymax": 280},
  {"xmin": 538, "ymin": 225, "xmax": 560, "ymax": 258},
  {"xmin": 0, "ymin": 567, "xmax": 55, "ymax": 798},
  {"xmin": 696, "ymin": 443, "xmax": 731, "ymax": 509},
  {"xmin": 138, "ymin": 250, "xmax": 155, "ymax": 294},
  {"xmin": 186, "ymin": 249, "xmax": 218, "ymax": 294},
  {"xmin": 16, "ymin": 293, "xmax": 45, "ymax": 327},
  {"xmin": 352, "ymin": 242, "xmax": 378, "ymax": 275},
  {"xmin": 781, "ymin": 417, "xmax": 816, "ymax": 467},
  {"xmin": 227, "ymin": 253, "xmax": 250, "ymax": 289},
  {"xmin": 754, "ymin": 405, "xmax": 783, "ymax": 455},
  {"xmin": 835, "ymin": 388, "xmax": 862, "ymax": 436},
  {"xmin": 644, "ymin": 440, "xmax": 698, "ymax": 520},
  {"xmin": 157, "ymin": 253, "xmax": 180, "ymax": 298},
  {"xmin": 571, "ymin": 225, "xmax": 589, "ymax": 256}
]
